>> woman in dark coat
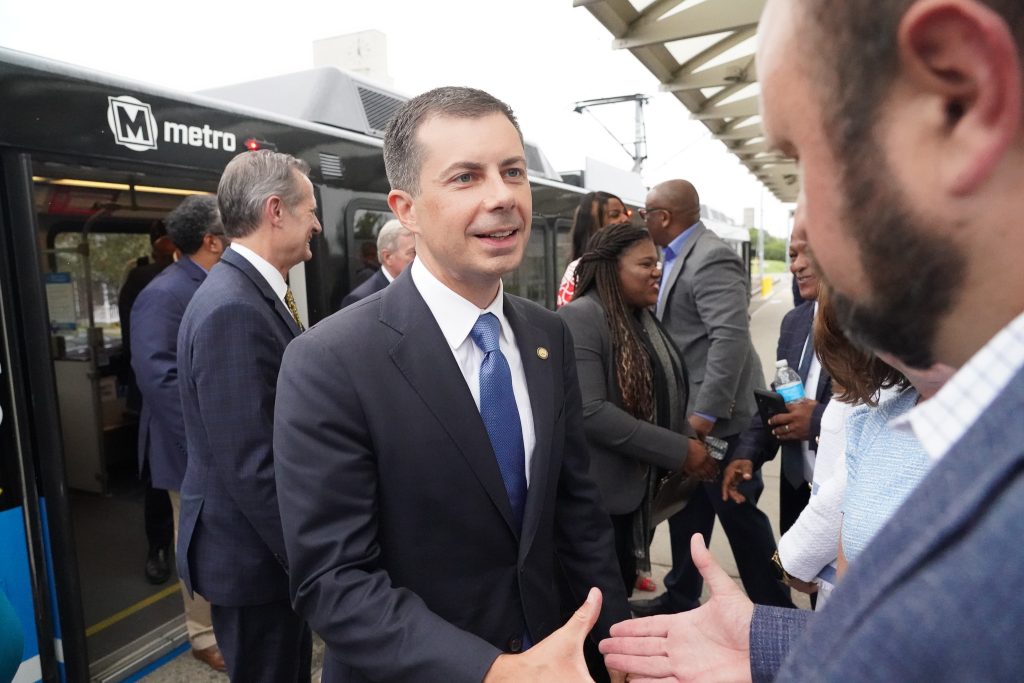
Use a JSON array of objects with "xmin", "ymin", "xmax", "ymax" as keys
[{"xmin": 558, "ymin": 223, "xmax": 717, "ymax": 595}]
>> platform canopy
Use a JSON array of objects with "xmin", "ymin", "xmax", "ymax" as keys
[{"xmin": 575, "ymin": 0, "xmax": 798, "ymax": 202}]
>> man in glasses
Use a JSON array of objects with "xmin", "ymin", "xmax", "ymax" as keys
[{"xmin": 630, "ymin": 179, "xmax": 794, "ymax": 618}]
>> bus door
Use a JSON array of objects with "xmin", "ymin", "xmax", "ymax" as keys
[
  {"xmin": 7, "ymin": 151, "xmax": 220, "ymax": 680},
  {"xmin": 1, "ymin": 150, "xmax": 82, "ymax": 682}
]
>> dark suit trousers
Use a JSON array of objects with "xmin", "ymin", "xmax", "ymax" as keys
[
  {"xmin": 664, "ymin": 435, "xmax": 794, "ymax": 609},
  {"xmin": 211, "ymin": 599, "xmax": 311, "ymax": 683},
  {"xmin": 610, "ymin": 512, "xmax": 638, "ymax": 598},
  {"xmin": 143, "ymin": 479, "xmax": 173, "ymax": 550}
]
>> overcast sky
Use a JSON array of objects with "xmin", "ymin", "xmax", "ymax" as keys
[{"xmin": 0, "ymin": 0, "xmax": 793, "ymax": 236}]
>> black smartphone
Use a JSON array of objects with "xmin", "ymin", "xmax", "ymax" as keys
[{"xmin": 754, "ymin": 388, "xmax": 788, "ymax": 427}]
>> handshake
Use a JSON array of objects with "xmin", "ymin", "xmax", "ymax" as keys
[{"xmin": 485, "ymin": 534, "xmax": 753, "ymax": 683}]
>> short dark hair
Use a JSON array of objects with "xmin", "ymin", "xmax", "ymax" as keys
[
  {"xmin": 217, "ymin": 150, "xmax": 310, "ymax": 239},
  {"xmin": 801, "ymin": 0, "xmax": 1024, "ymax": 160},
  {"xmin": 165, "ymin": 195, "xmax": 222, "ymax": 255},
  {"xmin": 382, "ymin": 86, "xmax": 523, "ymax": 195}
]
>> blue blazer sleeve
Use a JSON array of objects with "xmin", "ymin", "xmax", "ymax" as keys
[
  {"xmin": 749, "ymin": 605, "xmax": 812, "ymax": 683},
  {"xmin": 131, "ymin": 282, "xmax": 188, "ymax": 457}
]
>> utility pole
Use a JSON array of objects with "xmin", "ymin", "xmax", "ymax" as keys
[{"xmin": 573, "ymin": 94, "xmax": 649, "ymax": 175}]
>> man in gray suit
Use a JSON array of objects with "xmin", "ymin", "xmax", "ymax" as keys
[
  {"xmin": 630, "ymin": 179, "xmax": 792, "ymax": 616},
  {"xmin": 600, "ymin": 0, "xmax": 1024, "ymax": 681}
]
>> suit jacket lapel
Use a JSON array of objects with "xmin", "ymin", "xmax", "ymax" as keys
[
  {"xmin": 381, "ymin": 273, "xmax": 521, "ymax": 538},
  {"xmin": 504, "ymin": 297, "xmax": 553, "ymax": 555},
  {"xmin": 656, "ymin": 222, "xmax": 706, "ymax": 319},
  {"xmin": 221, "ymin": 249, "xmax": 301, "ymax": 338}
]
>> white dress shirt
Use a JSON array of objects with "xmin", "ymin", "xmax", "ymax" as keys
[
  {"xmin": 893, "ymin": 310, "xmax": 1024, "ymax": 462},
  {"xmin": 229, "ymin": 242, "xmax": 287, "ymax": 306},
  {"xmin": 410, "ymin": 258, "xmax": 536, "ymax": 485},
  {"xmin": 799, "ymin": 301, "xmax": 822, "ymax": 480}
]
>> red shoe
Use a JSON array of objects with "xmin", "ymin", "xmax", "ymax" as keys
[{"xmin": 635, "ymin": 575, "xmax": 657, "ymax": 592}]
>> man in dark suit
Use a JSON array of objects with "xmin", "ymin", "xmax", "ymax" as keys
[
  {"xmin": 119, "ymin": 223, "xmax": 177, "ymax": 585},
  {"xmin": 340, "ymin": 218, "xmax": 415, "ymax": 308},
  {"xmin": 600, "ymin": 1, "xmax": 1024, "ymax": 680},
  {"xmin": 274, "ymin": 86, "xmax": 630, "ymax": 683},
  {"xmin": 131, "ymin": 195, "xmax": 227, "ymax": 671},
  {"xmin": 630, "ymin": 179, "xmax": 792, "ymax": 617},
  {"xmin": 723, "ymin": 208, "xmax": 831, "ymax": 536},
  {"xmin": 177, "ymin": 151, "xmax": 320, "ymax": 682}
]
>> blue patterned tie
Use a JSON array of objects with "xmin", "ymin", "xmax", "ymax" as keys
[{"xmin": 469, "ymin": 313, "xmax": 527, "ymax": 530}]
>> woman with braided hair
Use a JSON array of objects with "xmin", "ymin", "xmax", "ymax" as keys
[{"xmin": 558, "ymin": 223, "xmax": 718, "ymax": 595}]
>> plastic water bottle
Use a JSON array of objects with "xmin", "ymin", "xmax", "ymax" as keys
[{"xmin": 774, "ymin": 359, "xmax": 805, "ymax": 404}]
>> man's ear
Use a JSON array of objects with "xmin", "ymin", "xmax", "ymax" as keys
[
  {"xmin": 204, "ymin": 233, "xmax": 224, "ymax": 254},
  {"xmin": 388, "ymin": 190, "xmax": 418, "ymax": 235},
  {"xmin": 265, "ymin": 195, "xmax": 285, "ymax": 228},
  {"xmin": 899, "ymin": 0, "xmax": 1022, "ymax": 194}
]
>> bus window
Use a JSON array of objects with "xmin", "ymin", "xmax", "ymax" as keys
[
  {"xmin": 51, "ymin": 231, "xmax": 152, "ymax": 350},
  {"xmin": 349, "ymin": 206, "xmax": 394, "ymax": 289},
  {"xmin": 503, "ymin": 217, "xmax": 549, "ymax": 307}
]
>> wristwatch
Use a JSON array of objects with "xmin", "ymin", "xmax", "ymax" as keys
[{"xmin": 771, "ymin": 549, "xmax": 798, "ymax": 585}]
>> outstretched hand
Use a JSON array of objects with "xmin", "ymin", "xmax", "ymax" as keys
[
  {"xmin": 485, "ymin": 587, "xmax": 622, "ymax": 682},
  {"xmin": 721, "ymin": 460, "xmax": 754, "ymax": 503},
  {"xmin": 600, "ymin": 534, "xmax": 754, "ymax": 683}
]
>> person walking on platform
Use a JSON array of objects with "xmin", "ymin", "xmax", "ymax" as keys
[
  {"xmin": 722, "ymin": 205, "xmax": 831, "ymax": 537},
  {"xmin": 177, "ymin": 150, "xmax": 319, "ymax": 682},
  {"xmin": 630, "ymin": 179, "xmax": 793, "ymax": 617},
  {"xmin": 130, "ymin": 194, "xmax": 228, "ymax": 671}
]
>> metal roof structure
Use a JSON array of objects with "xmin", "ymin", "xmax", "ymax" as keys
[{"xmin": 575, "ymin": 0, "xmax": 798, "ymax": 202}]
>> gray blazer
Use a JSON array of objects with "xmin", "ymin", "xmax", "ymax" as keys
[
  {"xmin": 559, "ymin": 293, "xmax": 692, "ymax": 514},
  {"xmin": 656, "ymin": 222, "xmax": 764, "ymax": 438},
  {"xmin": 749, "ymin": 363, "xmax": 1024, "ymax": 682}
]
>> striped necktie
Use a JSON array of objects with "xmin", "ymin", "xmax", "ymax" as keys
[{"xmin": 284, "ymin": 288, "xmax": 304, "ymax": 332}]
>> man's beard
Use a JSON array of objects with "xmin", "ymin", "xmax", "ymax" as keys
[{"xmin": 826, "ymin": 157, "xmax": 965, "ymax": 369}]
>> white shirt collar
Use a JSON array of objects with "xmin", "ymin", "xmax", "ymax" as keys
[
  {"xmin": 229, "ymin": 243, "xmax": 288, "ymax": 302},
  {"xmin": 382, "ymin": 266, "xmax": 396, "ymax": 284},
  {"xmin": 410, "ymin": 258, "xmax": 512, "ymax": 351},
  {"xmin": 894, "ymin": 310, "xmax": 1024, "ymax": 462}
]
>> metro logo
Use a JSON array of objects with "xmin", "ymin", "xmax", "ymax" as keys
[
  {"xmin": 106, "ymin": 94, "xmax": 236, "ymax": 154},
  {"xmin": 107, "ymin": 96, "xmax": 158, "ymax": 151}
]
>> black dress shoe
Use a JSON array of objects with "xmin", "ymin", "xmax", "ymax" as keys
[
  {"xmin": 145, "ymin": 546, "xmax": 171, "ymax": 584},
  {"xmin": 629, "ymin": 593, "xmax": 697, "ymax": 617}
]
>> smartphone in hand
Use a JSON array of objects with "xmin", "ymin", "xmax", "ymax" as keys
[{"xmin": 754, "ymin": 388, "xmax": 788, "ymax": 427}]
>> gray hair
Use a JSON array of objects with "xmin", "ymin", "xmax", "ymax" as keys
[
  {"xmin": 376, "ymin": 219, "xmax": 412, "ymax": 254},
  {"xmin": 382, "ymin": 86, "xmax": 522, "ymax": 195},
  {"xmin": 217, "ymin": 150, "xmax": 311, "ymax": 238},
  {"xmin": 166, "ymin": 195, "xmax": 222, "ymax": 255}
]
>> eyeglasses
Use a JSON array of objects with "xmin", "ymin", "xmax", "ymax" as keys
[{"xmin": 638, "ymin": 208, "xmax": 671, "ymax": 221}]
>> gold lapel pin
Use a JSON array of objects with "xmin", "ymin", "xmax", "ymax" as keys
[{"xmin": 536, "ymin": 347, "xmax": 549, "ymax": 360}]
